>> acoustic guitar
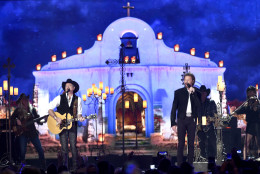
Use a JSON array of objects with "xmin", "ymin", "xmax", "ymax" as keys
[{"xmin": 47, "ymin": 112, "xmax": 96, "ymax": 134}]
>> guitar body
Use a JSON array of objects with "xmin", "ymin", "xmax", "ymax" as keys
[{"xmin": 47, "ymin": 112, "xmax": 73, "ymax": 134}]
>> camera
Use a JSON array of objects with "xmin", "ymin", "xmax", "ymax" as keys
[
  {"xmin": 226, "ymin": 153, "xmax": 232, "ymax": 160},
  {"xmin": 157, "ymin": 151, "xmax": 168, "ymax": 159}
]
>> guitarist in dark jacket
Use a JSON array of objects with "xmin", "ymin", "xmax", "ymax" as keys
[
  {"xmin": 11, "ymin": 93, "xmax": 45, "ymax": 169},
  {"xmin": 48, "ymin": 79, "xmax": 84, "ymax": 172},
  {"xmin": 171, "ymin": 73, "xmax": 201, "ymax": 166},
  {"xmin": 197, "ymin": 85, "xmax": 217, "ymax": 159}
]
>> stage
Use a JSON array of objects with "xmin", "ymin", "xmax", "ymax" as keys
[{"xmin": 0, "ymin": 134, "xmax": 217, "ymax": 173}]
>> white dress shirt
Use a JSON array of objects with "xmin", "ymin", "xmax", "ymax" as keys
[
  {"xmin": 49, "ymin": 93, "xmax": 82, "ymax": 117},
  {"xmin": 186, "ymin": 90, "xmax": 192, "ymax": 117}
]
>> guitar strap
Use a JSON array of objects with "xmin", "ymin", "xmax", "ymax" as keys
[{"xmin": 73, "ymin": 96, "xmax": 78, "ymax": 119}]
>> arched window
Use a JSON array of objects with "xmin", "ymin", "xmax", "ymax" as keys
[{"xmin": 119, "ymin": 32, "xmax": 140, "ymax": 64}]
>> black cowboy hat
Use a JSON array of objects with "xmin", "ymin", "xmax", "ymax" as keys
[
  {"xmin": 62, "ymin": 79, "xmax": 79, "ymax": 93},
  {"xmin": 199, "ymin": 85, "xmax": 211, "ymax": 96},
  {"xmin": 16, "ymin": 93, "xmax": 29, "ymax": 104}
]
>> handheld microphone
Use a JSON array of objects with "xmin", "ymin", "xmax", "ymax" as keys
[
  {"xmin": 66, "ymin": 89, "xmax": 70, "ymax": 93},
  {"xmin": 186, "ymin": 83, "xmax": 191, "ymax": 88}
]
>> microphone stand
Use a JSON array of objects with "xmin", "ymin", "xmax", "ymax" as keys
[{"xmin": 65, "ymin": 90, "xmax": 70, "ymax": 170}]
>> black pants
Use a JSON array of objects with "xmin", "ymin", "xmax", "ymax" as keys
[
  {"xmin": 177, "ymin": 117, "xmax": 196, "ymax": 166},
  {"xmin": 59, "ymin": 123, "xmax": 78, "ymax": 170},
  {"xmin": 197, "ymin": 126, "xmax": 216, "ymax": 158}
]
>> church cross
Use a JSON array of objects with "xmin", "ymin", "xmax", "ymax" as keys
[
  {"xmin": 3, "ymin": 58, "xmax": 15, "ymax": 79},
  {"xmin": 123, "ymin": 2, "xmax": 134, "ymax": 17}
]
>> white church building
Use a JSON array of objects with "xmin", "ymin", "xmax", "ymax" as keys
[{"xmin": 33, "ymin": 16, "xmax": 225, "ymax": 139}]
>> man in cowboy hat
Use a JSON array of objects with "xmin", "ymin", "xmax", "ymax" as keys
[
  {"xmin": 12, "ymin": 93, "xmax": 46, "ymax": 169},
  {"xmin": 197, "ymin": 85, "xmax": 217, "ymax": 159},
  {"xmin": 48, "ymin": 79, "xmax": 84, "ymax": 171}
]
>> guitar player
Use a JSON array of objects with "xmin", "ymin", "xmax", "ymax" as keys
[
  {"xmin": 48, "ymin": 79, "xmax": 84, "ymax": 172},
  {"xmin": 197, "ymin": 85, "xmax": 217, "ymax": 159},
  {"xmin": 11, "ymin": 93, "xmax": 46, "ymax": 170}
]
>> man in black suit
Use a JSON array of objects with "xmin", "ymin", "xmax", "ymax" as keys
[{"xmin": 171, "ymin": 73, "xmax": 201, "ymax": 166}]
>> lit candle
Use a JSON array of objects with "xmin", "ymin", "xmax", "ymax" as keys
[
  {"xmin": 3, "ymin": 80, "xmax": 8, "ymax": 91},
  {"xmin": 143, "ymin": 100, "xmax": 147, "ymax": 108},
  {"xmin": 92, "ymin": 83, "xmax": 96, "ymax": 89},
  {"xmin": 98, "ymin": 89, "xmax": 102, "ymax": 96},
  {"xmin": 0, "ymin": 87, "xmax": 2, "ymax": 95},
  {"xmin": 131, "ymin": 56, "xmax": 136, "ymax": 64},
  {"xmin": 14, "ymin": 87, "xmax": 18, "ymax": 96},
  {"xmin": 218, "ymin": 82, "xmax": 225, "ymax": 92},
  {"xmin": 62, "ymin": 51, "xmax": 67, "ymax": 58},
  {"xmin": 51, "ymin": 55, "xmax": 56, "ymax": 62},
  {"xmin": 77, "ymin": 47, "xmax": 82, "ymax": 54},
  {"xmin": 88, "ymin": 88, "xmax": 93, "ymax": 96},
  {"xmin": 94, "ymin": 87, "xmax": 98, "ymax": 95},
  {"xmin": 219, "ymin": 60, "xmax": 224, "ymax": 67},
  {"xmin": 202, "ymin": 116, "xmax": 207, "ymax": 125},
  {"xmin": 82, "ymin": 94, "xmax": 87, "ymax": 101},
  {"xmin": 218, "ymin": 76, "xmax": 222, "ymax": 83},
  {"xmin": 190, "ymin": 48, "xmax": 195, "ymax": 56},
  {"xmin": 36, "ymin": 64, "xmax": 41, "ymax": 71},
  {"xmin": 105, "ymin": 86, "xmax": 109, "ymax": 94},
  {"xmin": 125, "ymin": 101, "xmax": 129, "ymax": 109},
  {"xmin": 157, "ymin": 32, "xmax": 163, "ymax": 40},
  {"xmin": 197, "ymin": 118, "xmax": 198, "ymax": 125},
  {"xmin": 102, "ymin": 93, "xmax": 107, "ymax": 100},
  {"xmin": 10, "ymin": 86, "xmax": 13, "ymax": 96},
  {"xmin": 134, "ymin": 93, "xmax": 138, "ymax": 103},
  {"xmin": 174, "ymin": 44, "xmax": 179, "ymax": 52},
  {"xmin": 124, "ymin": 56, "xmax": 129, "ymax": 63},
  {"xmin": 110, "ymin": 88, "xmax": 114, "ymax": 94},
  {"xmin": 205, "ymin": 52, "xmax": 209, "ymax": 59},
  {"xmin": 99, "ymin": 82, "xmax": 103, "ymax": 90},
  {"xmin": 97, "ymin": 34, "xmax": 102, "ymax": 41}
]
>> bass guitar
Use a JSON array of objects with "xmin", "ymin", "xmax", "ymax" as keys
[{"xmin": 47, "ymin": 112, "xmax": 96, "ymax": 134}]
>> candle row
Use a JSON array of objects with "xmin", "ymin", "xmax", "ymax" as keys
[{"xmin": 0, "ymin": 81, "xmax": 19, "ymax": 96}]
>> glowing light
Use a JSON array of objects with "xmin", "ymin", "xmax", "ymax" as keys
[
  {"xmin": 97, "ymin": 34, "xmax": 102, "ymax": 41},
  {"xmin": 10, "ymin": 86, "xmax": 13, "ymax": 96},
  {"xmin": 51, "ymin": 55, "xmax": 56, "ymax": 62},
  {"xmin": 125, "ymin": 101, "xmax": 129, "ymax": 109},
  {"xmin": 0, "ymin": 87, "xmax": 2, "ymax": 96},
  {"xmin": 157, "ymin": 32, "xmax": 162, "ymax": 40},
  {"xmin": 174, "ymin": 44, "xmax": 179, "ymax": 52},
  {"xmin": 82, "ymin": 94, "xmax": 87, "ymax": 101},
  {"xmin": 3, "ymin": 81, "xmax": 8, "ymax": 91},
  {"xmin": 62, "ymin": 51, "xmax": 67, "ymax": 58},
  {"xmin": 143, "ymin": 100, "xmax": 147, "ymax": 108},
  {"xmin": 77, "ymin": 47, "xmax": 82, "ymax": 54},
  {"xmin": 205, "ymin": 52, "xmax": 209, "ymax": 59},
  {"xmin": 190, "ymin": 48, "xmax": 195, "ymax": 56},
  {"xmin": 131, "ymin": 56, "xmax": 136, "ymax": 64},
  {"xmin": 202, "ymin": 116, "xmax": 207, "ymax": 125},
  {"xmin": 99, "ymin": 82, "xmax": 103, "ymax": 90},
  {"xmin": 134, "ymin": 93, "xmax": 138, "ymax": 102},
  {"xmin": 36, "ymin": 64, "xmax": 41, "ymax": 71},
  {"xmin": 110, "ymin": 88, "xmax": 114, "ymax": 94},
  {"xmin": 124, "ymin": 56, "xmax": 129, "ymax": 63},
  {"xmin": 105, "ymin": 86, "xmax": 109, "ymax": 94},
  {"xmin": 219, "ymin": 60, "xmax": 224, "ymax": 67}
]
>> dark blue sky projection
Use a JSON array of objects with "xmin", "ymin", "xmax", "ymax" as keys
[{"xmin": 0, "ymin": 0, "xmax": 260, "ymax": 101}]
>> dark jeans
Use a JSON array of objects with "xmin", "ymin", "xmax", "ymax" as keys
[
  {"xmin": 59, "ymin": 124, "xmax": 78, "ymax": 170},
  {"xmin": 18, "ymin": 134, "xmax": 45, "ymax": 168},
  {"xmin": 197, "ymin": 126, "xmax": 216, "ymax": 158},
  {"xmin": 177, "ymin": 117, "xmax": 196, "ymax": 166}
]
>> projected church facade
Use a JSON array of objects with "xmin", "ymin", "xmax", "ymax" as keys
[{"xmin": 33, "ymin": 16, "xmax": 225, "ymax": 139}]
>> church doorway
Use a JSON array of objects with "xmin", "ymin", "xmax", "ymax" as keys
[{"xmin": 116, "ymin": 92, "xmax": 146, "ymax": 137}]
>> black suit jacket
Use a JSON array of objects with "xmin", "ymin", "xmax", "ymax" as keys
[{"xmin": 171, "ymin": 87, "xmax": 201, "ymax": 126}]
